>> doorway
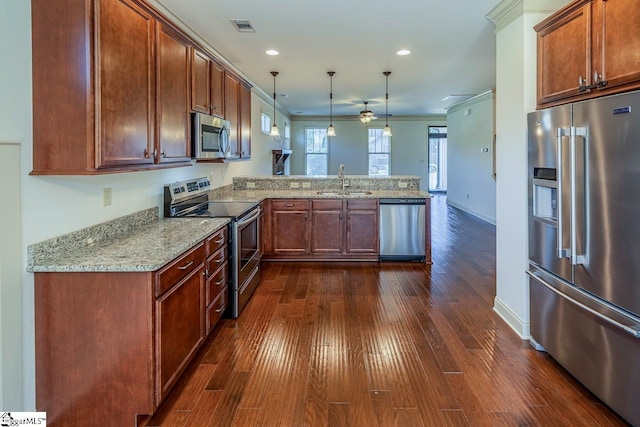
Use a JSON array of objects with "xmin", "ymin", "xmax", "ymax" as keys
[{"xmin": 428, "ymin": 126, "xmax": 447, "ymax": 192}]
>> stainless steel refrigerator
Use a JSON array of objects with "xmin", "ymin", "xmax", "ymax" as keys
[{"xmin": 527, "ymin": 90, "xmax": 640, "ymax": 426}]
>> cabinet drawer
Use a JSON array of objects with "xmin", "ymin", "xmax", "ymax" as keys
[
  {"xmin": 206, "ymin": 261, "xmax": 228, "ymax": 306},
  {"xmin": 312, "ymin": 199, "xmax": 343, "ymax": 210},
  {"xmin": 156, "ymin": 243, "xmax": 205, "ymax": 297},
  {"xmin": 206, "ymin": 246, "xmax": 227, "ymax": 275},
  {"xmin": 206, "ymin": 287, "xmax": 227, "ymax": 335},
  {"xmin": 347, "ymin": 199, "xmax": 378, "ymax": 210},
  {"xmin": 271, "ymin": 199, "xmax": 309, "ymax": 211},
  {"xmin": 205, "ymin": 227, "xmax": 227, "ymax": 256}
]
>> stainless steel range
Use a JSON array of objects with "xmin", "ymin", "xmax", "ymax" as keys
[{"xmin": 164, "ymin": 177, "xmax": 261, "ymax": 318}]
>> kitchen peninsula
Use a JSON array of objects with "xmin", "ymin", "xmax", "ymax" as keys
[{"xmin": 28, "ymin": 175, "xmax": 430, "ymax": 426}]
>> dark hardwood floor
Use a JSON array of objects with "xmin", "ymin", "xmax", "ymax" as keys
[{"xmin": 146, "ymin": 195, "xmax": 628, "ymax": 426}]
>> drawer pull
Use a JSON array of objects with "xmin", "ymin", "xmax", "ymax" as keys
[
  {"xmin": 178, "ymin": 260, "xmax": 194, "ymax": 270},
  {"xmin": 215, "ymin": 303, "xmax": 226, "ymax": 313},
  {"xmin": 212, "ymin": 257, "xmax": 224, "ymax": 263},
  {"xmin": 213, "ymin": 238, "xmax": 224, "ymax": 244},
  {"xmin": 286, "ymin": 203, "xmax": 294, "ymax": 207},
  {"xmin": 214, "ymin": 279, "xmax": 225, "ymax": 286}
]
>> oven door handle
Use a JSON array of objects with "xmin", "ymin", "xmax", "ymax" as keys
[{"xmin": 237, "ymin": 208, "xmax": 261, "ymax": 227}]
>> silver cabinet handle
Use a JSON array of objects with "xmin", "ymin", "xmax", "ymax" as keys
[
  {"xmin": 214, "ymin": 238, "xmax": 224, "ymax": 244},
  {"xmin": 212, "ymin": 257, "xmax": 224, "ymax": 263},
  {"xmin": 178, "ymin": 260, "xmax": 194, "ymax": 270}
]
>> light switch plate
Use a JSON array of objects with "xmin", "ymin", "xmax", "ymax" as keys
[{"xmin": 103, "ymin": 188, "xmax": 112, "ymax": 206}]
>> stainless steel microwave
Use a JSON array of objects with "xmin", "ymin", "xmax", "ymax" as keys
[{"xmin": 191, "ymin": 112, "xmax": 232, "ymax": 159}]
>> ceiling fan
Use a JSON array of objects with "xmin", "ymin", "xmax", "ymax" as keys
[
  {"xmin": 343, "ymin": 101, "xmax": 391, "ymax": 122},
  {"xmin": 358, "ymin": 101, "xmax": 378, "ymax": 123}
]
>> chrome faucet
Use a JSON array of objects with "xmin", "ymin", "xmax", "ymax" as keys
[{"xmin": 338, "ymin": 164, "xmax": 347, "ymax": 192}]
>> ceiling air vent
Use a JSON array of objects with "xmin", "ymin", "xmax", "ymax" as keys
[{"xmin": 230, "ymin": 19, "xmax": 256, "ymax": 33}]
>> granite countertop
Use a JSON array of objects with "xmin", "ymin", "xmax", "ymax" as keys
[
  {"xmin": 28, "ymin": 216, "xmax": 229, "ymax": 273},
  {"xmin": 214, "ymin": 189, "xmax": 431, "ymax": 202}
]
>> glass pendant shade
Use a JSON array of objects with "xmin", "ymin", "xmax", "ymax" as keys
[
  {"xmin": 327, "ymin": 71, "xmax": 336, "ymax": 137},
  {"xmin": 270, "ymin": 71, "xmax": 280, "ymax": 137},
  {"xmin": 383, "ymin": 71, "xmax": 392, "ymax": 137}
]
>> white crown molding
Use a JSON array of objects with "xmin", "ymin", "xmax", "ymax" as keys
[{"xmin": 487, "ymin": 0, "xmax": 569, "ymax": 31}]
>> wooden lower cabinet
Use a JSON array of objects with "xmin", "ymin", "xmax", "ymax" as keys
[
  {"xmin": 270, "ymin": 199, "xmax": 311, "ymax": 255},
  {"xmin": 264, "ymin": 198, "xmax": 378, "ymax": 260},
  {"xmin": 34, "ymin": 229, "xmax": 228, "ymax": 426},
  {"xmin": 345, "ymin": 199, "xmax": 379, "ymax": 255},
  {"xmin": 156, "ymin": 263, "xmax": 205, "ymax": 405}
]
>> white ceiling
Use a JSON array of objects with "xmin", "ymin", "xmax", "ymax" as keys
[{"xmin": 154, "ymin": 0, "xmax": 502, "ymax": 118}]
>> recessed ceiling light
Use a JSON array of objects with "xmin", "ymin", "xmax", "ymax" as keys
[
  {"xmin": 396, "ymin": 49, "xmax": 411, "ymax": 56},
  {"xmin": 266, "ymin": 49, "xmax": 279, "ymax": 56}
]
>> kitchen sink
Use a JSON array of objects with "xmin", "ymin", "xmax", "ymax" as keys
[{"xmin": 316, "ymin": 191, "xmax": 373, "ymax": 196}]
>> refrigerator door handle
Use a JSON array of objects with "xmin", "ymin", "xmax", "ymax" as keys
[
  {"xmin": 527, "ymin": 270, "xmax": 640, "ymax": 338},
  {"xmin": 570, "ymin": 126, "xmax": 588, "ymax": 265},
  {"xmin": 556, "ymin": 128, "xmax": 571, "ymax": 258}
]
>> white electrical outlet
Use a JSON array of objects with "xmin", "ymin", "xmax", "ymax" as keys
[
  {"xmin": 290, "ymin": 182, "xmax": 300, "ymax": 188},
  {"xmin": 398, "ymin": 182, "xmax": 408, "ymax": 188},
  {"xmin": 103, "ymin": 188, "xmax": 112, "ymax": 206},
  {"xmin": 246, "ymin": 182, "xmax": 256, "ymax": 188},
  {"xmin": 302, "ymin": 182, "xmax": 311, "ymax": 188}
]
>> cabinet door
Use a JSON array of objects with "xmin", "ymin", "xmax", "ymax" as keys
[
  {"xmin": 98, "ymin": 0, "xmax": 155, "ymax": 168},
  {"xmin": 595, "ymin": 0, "xmax": 640, "ymax": 92},
  {"xmin": 156, "ymin": 25, "xmax": 190, "ymax": 164},
  {"xmin": 155, "ymin": 265, "xmax": 205, "ymax": 405},
  {"xmin": 536, "ymin": 1, "xmax": 592, "ymax": 107},
  {"xmin": 240, "ymin": 83, "xmax": 252, "ymax": 159},
  {"xmin": 191, "ymin": 49, "xmax": 210, "ymax": 113},
  {"xmin": 210, "ymin": 61, "xmax": 225, "ymax": 117},
  {"xmin": 346, "ymin": 201, "xmax": 378, "ymax": 254},
  {"xmin": 271, "ymin": 200, "xmax": 310, "ymax": 254},
  {"xmin": 311, "ymin": 200, "xmax": 343, "ymax": 254},
  {"xmin": 224, "ymin": 73, "xmax": 241, "ymax": 157}
]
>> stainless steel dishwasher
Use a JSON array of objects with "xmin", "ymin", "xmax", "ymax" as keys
[{"xmin": 379, "ymin": 198, "xmax": 426, "ymax": 261}]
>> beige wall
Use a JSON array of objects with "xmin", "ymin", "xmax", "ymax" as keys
[
  {"xmin": 290, "ymin": 117, "xmax": 446, "ymax": 190},
  {"xmin": 446, "ymin": 91, "xmax": 496, "ymax": 224}
]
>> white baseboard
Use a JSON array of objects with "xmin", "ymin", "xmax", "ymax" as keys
[
  {"xmin": 493, "ymin": 296, "xmax": 530, "ymax": 339},
  {"xmin": 446, "ymin": 199, "xmax": 496, "ymax": 225}
]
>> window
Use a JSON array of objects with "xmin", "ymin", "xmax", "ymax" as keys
[
  {"xmin": 368, "ymin": 128, "xmax": 390, "ymax": 176},
  {"xmin": 428, "ymin": 126, "xmax": 447, "ymax": 191},
  {"xmin": 305, "ymin": 128, "xmax": 328, "ymax": 176},
  {"xmin": 260, "ymin": 112, "xmax": 272, "ymax": 134}
]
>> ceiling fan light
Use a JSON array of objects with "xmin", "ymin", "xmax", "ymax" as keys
[
  {"xmin": 383, "ymin": 125, "xmax": 392, "ymax": 137},
  {"xmin": 327, "ymin": 124, "xmax": 336, "ymax": 137},
  {"xmin": 270, "ymin": 124, "xmax": 280, "ymax": 136},
  {"xmin": 360, "ymin": 116, "xmax": 369, "ymax": 123}
]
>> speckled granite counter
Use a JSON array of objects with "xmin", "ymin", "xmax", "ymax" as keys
[
  {"xmin": 209, "ymin": 175, "xmax": 431, "ymax": 202},
  {"xmin": 27, "ymin": 208, "xmax": 229, "ymax": 272}
]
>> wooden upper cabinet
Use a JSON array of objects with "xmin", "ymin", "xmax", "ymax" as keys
[
  {"xmin": 156, "ymin": 25, "xmax": 191, "ymax": 163},
  {"xmin": 535, "ymin": 0, "xmax": 592, "ymax": 107},
  {"xmin": 31, "ymin": 0, "xmax": 192, "ymax": 174},
  {"xmin": 536, "ymin": 0, "xmax": 640, "ymax": 108},
  {"xmin": 191, "ymin": 48, "xmax": 211, "ymax": 114},
  {"xmin": 240, "ymin": 83, "xmax": 252, "ymax": 159},
  {"xmin": 211, "ymin": 61, "xmax": 225, "ymax": 117},
  {"xmin": 593, "ymin": 0, "xmax": 640, "ymax": 93},
  {"xmin": 224, "ymin": 72, "xmax": 241, "ymax": 157},
  {"xmin": 98, "ymin": 0, "xmax": 156, "ymax": 168}
]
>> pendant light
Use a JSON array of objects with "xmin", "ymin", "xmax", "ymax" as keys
[
  {"xmin": 327, "ymin": 71, "xmax": 336, "ymax": 137},
  {"xmin": 270, "ymin": 71, "xmax": 280, "ymax": 137},
  {"xmin": 383, "ymin": 71, "xmax": 392, "ymax": 137}
]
